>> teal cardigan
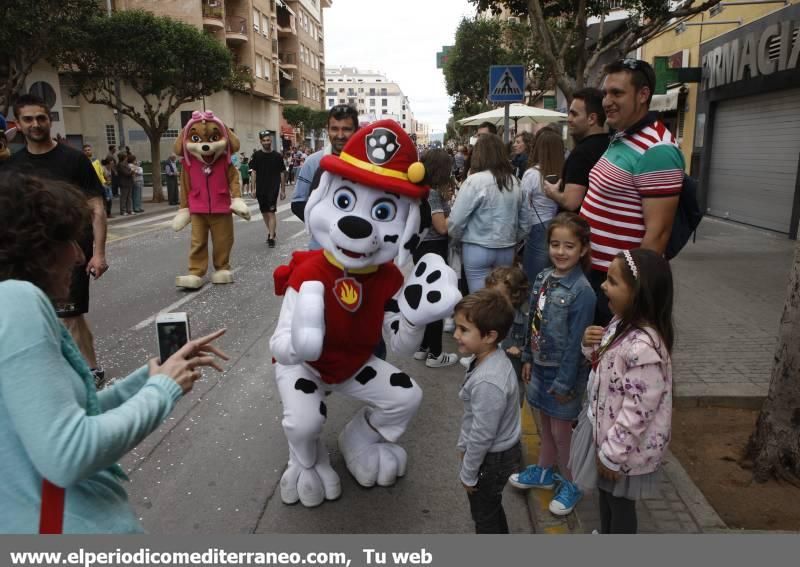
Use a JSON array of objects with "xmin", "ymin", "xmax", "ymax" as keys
[{"xmin": 0, "ymin": 280, "xmax": 182, "ymax": 533}]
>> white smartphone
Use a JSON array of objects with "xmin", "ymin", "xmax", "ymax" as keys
[{"xmin": 155, "ymin": 312, "xmax": 191, "ymax": 363}]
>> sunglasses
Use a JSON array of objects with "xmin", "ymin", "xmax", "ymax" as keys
[
  {"xmin": 618, "ymin": 58, "xmax": 654, "ymax": 91},
  {"xmin": 259, "ymin": 131, "xmax": 272, "ymax": 138}
]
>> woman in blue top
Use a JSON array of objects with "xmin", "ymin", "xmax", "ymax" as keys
[
  {"xmin": 448, "ymin": 134, "xmax": 532, "ymax": 293},
  {"xmin": 0, "ymin": 171, "xmax": 228, "ymax": 533}
]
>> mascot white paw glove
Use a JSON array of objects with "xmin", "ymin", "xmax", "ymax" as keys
[
  {"xmin": 398, "ymin": 253, "xmax": 462, "ymax": 327},
  {"xmin": 291, "ymin": 281, "xmax": 326, "ymax": 361},
  {"xmin": 230, "ymin": 197, "xmax": 251, "ymax": 221},
  {"xmin": 171, "ymin": 208, "xmax": 191, "ymax": 232}
]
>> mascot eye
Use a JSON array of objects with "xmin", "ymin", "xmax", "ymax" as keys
[
  {"xmin": 190, "ymin": 135, "xmax": 201, "ymax": 143},
  {"xmin": 333, "ymin": 188, "xmax": 356, "ymax": 211},
  {"xmin": 210, "ymin": 134, "xmax": 221, "ymax": 142},
  {"xmin": 371, "ymin": 199, "xmax": 397, "ymax": 222}
]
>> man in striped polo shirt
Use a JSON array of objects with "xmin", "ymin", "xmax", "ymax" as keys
[{"xmin": 581, "ymin": 59, "xmax": 684, "ymax": 325}]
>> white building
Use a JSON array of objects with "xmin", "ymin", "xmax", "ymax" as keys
[{"xmin": 325, "ymin": 67, "xmax": 415, "ymax": 134}]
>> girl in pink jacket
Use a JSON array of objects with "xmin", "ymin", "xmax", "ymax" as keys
[{"xmin": 570, "ymin": 248, "xmax": 674, "ymax": 533}]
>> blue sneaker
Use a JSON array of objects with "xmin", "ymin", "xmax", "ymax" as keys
[
  {"xmin": 508, "ymin": 465, "xmax": 555, "ymax": 490},
  {"xmin": 549, "ymin": 474, "xmax": 582, "ymax": 516}
]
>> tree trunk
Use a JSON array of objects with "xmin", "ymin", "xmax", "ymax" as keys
[
  {"xmin": 148, "ymin": 135, "xmax": 164, "ymax": 203},
  {"xmin": 746, "ymin": 242, "xmax": 800, "ymax": 485}
]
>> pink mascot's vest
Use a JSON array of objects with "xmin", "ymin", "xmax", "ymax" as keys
[{"xmin": 185, "ymin": 159, "xmax": 232, "ymax": 214}]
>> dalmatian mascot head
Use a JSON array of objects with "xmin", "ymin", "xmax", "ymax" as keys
[
  {"xmin": 269, "ymin": 120, "xmax": 462, "ymax": 508},
  {"xmin": 304, "ymin": 119, "xmax": 430, "ymax": 269}
]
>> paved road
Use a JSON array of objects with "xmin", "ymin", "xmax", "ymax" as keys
[{"xmin": 91, "ymin": 194, "xmax": 533, "ymax": 534}]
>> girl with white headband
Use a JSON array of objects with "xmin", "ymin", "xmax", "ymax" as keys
[{"xmin": 571, "ymin": 248, "xmax": 675, "ymax": 533}]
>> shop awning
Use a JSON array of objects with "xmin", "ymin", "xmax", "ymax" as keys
[{"xmin": 650, "ymin": 86, "xmax": 685, "ymax": 113}]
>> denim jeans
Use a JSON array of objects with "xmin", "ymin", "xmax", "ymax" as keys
[
  {"xmin": 462, "ymin": 243, "xmax": 516, "ymax": 293},
  {"xmin": 132, "ymin": 180, "xmax": 143, "ymax": 212},
  {"xmin": 523, "ymin": 220, "xmax": 552, "ymax": 284},
  {"xmin": 467, "ymin": 442, "xmax": 522, "ymax": 533}
]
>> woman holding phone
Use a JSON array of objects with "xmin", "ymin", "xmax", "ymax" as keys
[
  {"xmin": 0, "ymin": 171, "xmax": 229, "ymax": 533},
  {"xmin": 520, "ymin": 129, "xmax": 565, "ymax": 283}
]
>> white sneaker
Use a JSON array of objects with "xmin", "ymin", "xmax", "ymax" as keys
[
  {"xmin": 459, "ymin": 355, "xmax": 475, "ymax": 368},
  {"xmin": 426, "ymin": 352, "xmax": 459, "ymax": 368},
  {"xmin": 413, "ymin": 348, "xmax": 429, "ymax": 360},
  {"xmin": 443, "ymin": 317, "xmax": 455, "ymax": 333}
]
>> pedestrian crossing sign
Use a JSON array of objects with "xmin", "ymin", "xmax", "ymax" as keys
[{"xmin": 489, "ymin": 65, "xmax": 525, "ymax": 103}]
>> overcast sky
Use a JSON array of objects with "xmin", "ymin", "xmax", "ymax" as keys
[{"xmin": 324, "ymin": 0, "xmax": 476, "ymax": 135}]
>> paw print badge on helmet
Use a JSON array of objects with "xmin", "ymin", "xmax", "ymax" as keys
[{"xmin": 320, "ymin": 119, "xmax": 428, "ymax": 200}]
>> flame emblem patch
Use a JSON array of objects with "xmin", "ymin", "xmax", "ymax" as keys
[{"xmin": 333, "ymin": 277, "xmax": 363, "ymax": 313}]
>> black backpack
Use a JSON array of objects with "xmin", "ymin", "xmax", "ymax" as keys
[{"xmin": 665, "ymin": 174, "xmax": 703, "ymax": 260}]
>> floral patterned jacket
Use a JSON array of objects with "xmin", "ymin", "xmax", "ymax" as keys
[{"xmin": 582, "ymin": 319, "xmax": 672, "ymax": 476}]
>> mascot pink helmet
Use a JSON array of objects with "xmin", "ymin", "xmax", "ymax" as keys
[{"xmin": 180, "ymin": 110, "xmax": 234, "ymax": 166}]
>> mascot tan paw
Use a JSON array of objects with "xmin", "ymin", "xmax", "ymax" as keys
[
  {"xmin": 338, "ymin": 407, "xmax": 407, "ymax": 487},
  {"xmin": 175, "ymin": 275, "xmax": 204, "ymax": 289},
  {"xmin": 211, "ymin": 270, "xmax": 234, "ymax": 284},
  {"xmin": 230, "ymin": 198, "xmax": 251, "ymax": 220},
  {"xmin": 172, "ymin": 208, "xmax": 191, "ymax": 231},
  {"xmin": 280, "ymin": 442, "xmax": 341, "ymax": 507}
]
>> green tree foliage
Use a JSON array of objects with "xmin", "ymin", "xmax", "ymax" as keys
[
  {"xmin": 443, "ymin": 18, "xmax": 508, "ymax": 117},
  {"xmin": 470, "ymin": 0, "xmax": 722, "ymax": 100},
  {"xmin": 282, "ymin": 105, "xmax": 312, "ymax": 129},
  {"xmin": 57, "ymin": 10, "xmax": 253, "ymax": 200},
  {"xmin": 0, "ymin": 0, "xmax": 97, "ymax": 115},
  {"xmin": 444, "ymin": 16, "xmax": 553, "ymax": 136}
]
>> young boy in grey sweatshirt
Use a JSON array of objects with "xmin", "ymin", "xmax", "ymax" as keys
[{"xmin": 453, "ymin": 288, "xmax": 522, "ymax": 533}]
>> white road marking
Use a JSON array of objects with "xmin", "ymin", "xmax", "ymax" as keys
[
  {"xmin": 130, "ymin": 267, "xmax": 243, "ymax": 331},
  {"xmin": 289, "ymin": 228, "xmax": 307, "ymax": 240}
]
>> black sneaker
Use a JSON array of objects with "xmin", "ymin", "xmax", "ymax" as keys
[
  {"xmin": 268, "ymin": 237, "xmax": 276, "ymax": 248},
  {"xmin": 91, "ymin": 368, "xmax": 106, "ymax": 389}
]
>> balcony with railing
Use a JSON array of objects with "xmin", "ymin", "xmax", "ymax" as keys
[
  {"xmin": 202, "ymin": 0, "xmax": 224, "ymax": 31},
  {"xmin": 279, "ymin": 52, "xmax": 297, "ymax": 69},
  {"xmin": 225, "ymin": 16, "xmax": 248, "ymax": 44},
  {"xmin": 282, "ymin": 86, "xmax": 299, "ymax": 104},
  {"xmin": 276, "ymin": 6, "xmax": 296, "ymax": 36}
]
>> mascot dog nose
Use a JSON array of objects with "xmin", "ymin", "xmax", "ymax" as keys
[
  {"xmin": 202, "ymin": 144, "xmax": 210, "ymax": 152},
  {"xmin": 338, "ymin": 216, "xmax": 373, "ymax": 239}
]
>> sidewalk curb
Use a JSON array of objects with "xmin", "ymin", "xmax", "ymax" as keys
[{"xmin": 660, "ymin": 451, "xmax": 728, "ymax": 532}]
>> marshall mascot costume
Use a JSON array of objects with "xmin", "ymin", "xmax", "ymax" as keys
[
  {"xmin": 172, "ymin": 111, "xmax": 251, "ymax": 289},
  {"xmin": 271, "ymin": 120, "xmax": 462, "ymax": 507}
]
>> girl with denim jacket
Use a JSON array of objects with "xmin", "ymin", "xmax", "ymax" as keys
[
  {"xmin": 508, "ymin": 213, "xmax": 595, "ymax": 517},
  {"xmin": 570, "ymin": 248, "xmax": 674, "ymax": 533}
]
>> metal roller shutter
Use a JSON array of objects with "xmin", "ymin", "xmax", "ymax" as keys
[{"xmin": 707, "ymin": 87, "xmax": 800, "ymax": 233}]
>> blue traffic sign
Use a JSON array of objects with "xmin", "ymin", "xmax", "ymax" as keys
[{"xmin": 489, "ymin": 65, "xmax": 525, "ymax": 103}]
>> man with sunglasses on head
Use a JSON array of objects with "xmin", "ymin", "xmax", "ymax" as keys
[
  {"xmin": 7, "ymin": 94, "xmax": 109, "ymax": 385},
  {"xmin": 579, "ymin": 59, "xmax": 684, "ymax": 325},
  {"xmin": 249, "ymin": 130, "xmax": 286, "ymax": 248},
  {"xmin": 290, "ymin": 104, "xmax": 359, "ymax": 250}
]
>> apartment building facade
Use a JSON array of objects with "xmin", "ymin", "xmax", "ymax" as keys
[
  {"xmin": 15, "ymin": 0, "xmax": 330, "ymax": 162},
  {"xmin": 325, "ymin": 67, "xmax": 416, "ymax": 135}
]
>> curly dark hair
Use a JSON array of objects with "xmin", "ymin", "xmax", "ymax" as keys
[{"xmin": 0, "ymin": 171, "xmax": 91, "ymax": 295}]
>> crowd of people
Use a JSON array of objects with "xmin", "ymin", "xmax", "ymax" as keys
[{"xmin": 0, "ymin": 59, "xmax": 681, "ymax": 535}]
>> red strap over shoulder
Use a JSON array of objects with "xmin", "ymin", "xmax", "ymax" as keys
[{"xmin": 39, "ymin": 480, "xmax": 65, "ymax": 534}]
